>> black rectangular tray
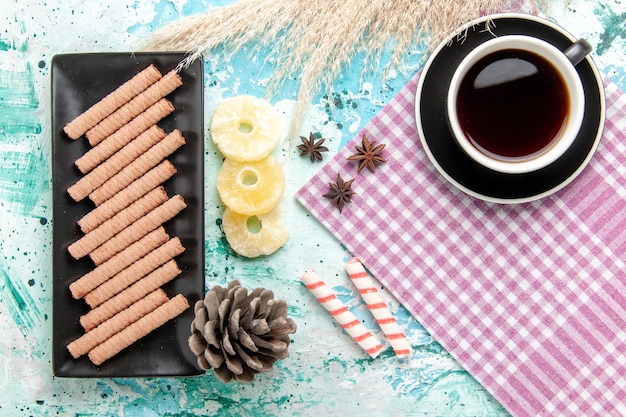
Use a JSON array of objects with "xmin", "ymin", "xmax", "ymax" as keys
[{"xmin": 51, "ymin": 52, "xmax": 205, "ymax": 377}]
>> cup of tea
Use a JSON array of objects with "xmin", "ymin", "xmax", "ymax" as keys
[{"xmin": 446, "ymin": 35, "xmax": 592, "ymax": 174}]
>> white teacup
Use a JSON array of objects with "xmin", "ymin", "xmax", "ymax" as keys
[{"xmin": 447, "ymin": 35, "xmax": 591, "ymax": 174}]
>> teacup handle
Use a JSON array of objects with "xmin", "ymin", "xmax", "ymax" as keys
[{"xmin": 564, "ymin": 38, "xmax": 593, "ymax": 66}]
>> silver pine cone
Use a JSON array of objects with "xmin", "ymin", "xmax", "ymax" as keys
[{"xmin": 188, "ymin": 280, "xmax": 297, "ymax": 383}]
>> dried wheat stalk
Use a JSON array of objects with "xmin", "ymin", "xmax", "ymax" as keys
[{"xmin": 142, "ymin": 0, "xmax": 537, "ymax": 135}]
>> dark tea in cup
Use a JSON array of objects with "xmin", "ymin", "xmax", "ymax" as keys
[
  {"xmin": 456, "ymin": 48, "xmax": 569, "ymax": 161},
  {"xmin": 447, "ymin": 35, "xmax": 587, "ymax": 174}
]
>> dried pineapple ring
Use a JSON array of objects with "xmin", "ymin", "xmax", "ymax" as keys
[
  {"xmin": 210, "ymin": 95, "xmax": 282, "ymax": 162},
  {"xmin": 217, "ymin": 156, "xmax": 284, "ymax": 216},
  {"xmin": 222, "ymin": 205, "xmax": 289, "ymax": 258}
]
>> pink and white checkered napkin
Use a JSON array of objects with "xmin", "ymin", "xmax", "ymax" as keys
[{"xmin": 296, "ymin": 72, "xmax": 626, "ymax": 417}]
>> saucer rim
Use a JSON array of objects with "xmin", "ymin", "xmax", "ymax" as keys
[{"xmin": 415, "ymin": 12, "xmax": 606, "ymax": 204}]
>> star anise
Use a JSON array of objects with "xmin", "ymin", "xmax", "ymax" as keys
[
  {"xmin": 347, "ymin": 135, "xmax": 387, "ymax": 173},
  {"xmin": 297, "ymin": 132, "xmax": 329, "ymax": 162},
  {"xmin": 322, "ymin": 173, "xmax": 355, "ymax": 214}
]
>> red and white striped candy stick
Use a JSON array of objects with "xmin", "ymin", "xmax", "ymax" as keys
[
  {"xmin": 300, "ymin": 270, "xmax": 383, "ymax": 358},
  {"xmin": 345, "ymin": 257, "xmax": 411, "ymax": 357}
]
